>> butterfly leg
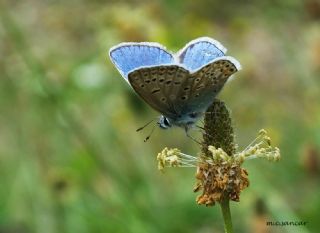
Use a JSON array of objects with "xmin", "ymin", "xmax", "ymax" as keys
[
  {"xmin": 204, "ymin": 111, "xmax": 219, "ymax": 115},
  {"xmin": 185, "ymin": 126, "xmax": 201, "ymax": 145},
  {"xmin": 195, "ymin": 125, "xmax": 213, "ymax": 138},
  {"xmin": 196, "ymin": 125, "xmax": 205, "ymax": 131}
]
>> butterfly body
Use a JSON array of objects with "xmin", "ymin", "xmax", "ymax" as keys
[
  {"xmin": 109, "ymin": 37, "xmax": 241, "ymax": 131},
  {"xmin": 158, "ymin": 112, "xmax": 201, "ymax": 130}
]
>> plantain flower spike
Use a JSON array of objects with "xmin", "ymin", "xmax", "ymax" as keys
[{"xmin": 157, "ymin": 99, "xmax": 280, "ymax": 206}]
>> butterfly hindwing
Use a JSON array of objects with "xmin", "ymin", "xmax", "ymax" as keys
[
  {"xmin": 128, "ymin": 57, "xmax": 239, "ymax": 119},
  {"xmin": 174, "ymin": 57, "xmax": 240, "ymax": 115},
  {"xmin": 128, "ymin": 65, "xmax": 190, "ymax": 119},
  {"xmin": 109, "ymin": 43, "xmax": 174, "ymax": 80}
]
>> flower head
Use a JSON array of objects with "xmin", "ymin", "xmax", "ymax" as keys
[{"xmin": 157, "ymin": 99, "xmax": 280, "ymax": 207}]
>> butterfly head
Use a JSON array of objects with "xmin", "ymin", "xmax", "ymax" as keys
[
  {"xmin": 158, "ymin": 115, "xmax": 172, "ymax": 129},
  {"xmin": 158, "ymin": 112, "xmax": 202, "ymax": 130}
]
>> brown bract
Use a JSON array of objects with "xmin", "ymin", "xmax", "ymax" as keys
[{"xmin": 194, "ymin": 159, "xmax": 249, "ymax": 206}]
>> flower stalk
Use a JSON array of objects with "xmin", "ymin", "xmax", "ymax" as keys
[
  {"xmin": 220, "ymin": 197, "xmax": 233, "ymax": 233},
  {"xmin": 156, "ymin": 99, "xmax": 280, "ymax": 232}
]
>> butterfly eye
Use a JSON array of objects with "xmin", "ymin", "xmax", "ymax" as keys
[{"xmin": 163, "ymin": 117, "xmax": 170, "ymax": 126}]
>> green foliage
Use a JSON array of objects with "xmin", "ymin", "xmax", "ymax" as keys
[{"xmin": 0, "ymin": 0, "xmax": 320, "ymax": 232}]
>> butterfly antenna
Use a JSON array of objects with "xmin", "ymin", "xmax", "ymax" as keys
[
  {"xmin": 136, "ymin": 118, "xmax": 156, "ymax": 132},
  {"xmin": 144, "ymin": 124, "xmax": 157, "ymax": 142}
]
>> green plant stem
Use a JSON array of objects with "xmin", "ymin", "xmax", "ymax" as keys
[{"xmin": 220, "ymin": 198, "xmax": 234, "ymax": 233}]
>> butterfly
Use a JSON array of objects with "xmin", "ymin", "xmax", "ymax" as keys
[{"xmin": 109, "ymin": 37, "xmax": 241, "ymax": 135}]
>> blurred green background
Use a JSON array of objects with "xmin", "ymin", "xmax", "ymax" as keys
[{"xmin": 1, "ymin": 0, "xmax": 320, "ymax": 233}]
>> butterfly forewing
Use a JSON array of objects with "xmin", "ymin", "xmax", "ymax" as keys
[{"xmin": 109, "ymin": 44, "xmax": 174, "ymax": 80}]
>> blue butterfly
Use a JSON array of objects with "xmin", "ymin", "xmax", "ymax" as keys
[{"xmin": 109, "ymin": 37, "xmax": 241, "ymax": 134}]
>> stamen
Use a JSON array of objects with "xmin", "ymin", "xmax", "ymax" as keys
[{"xmin": 235, "ymin": 130, "xmax": 281, "ymax": 162}]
